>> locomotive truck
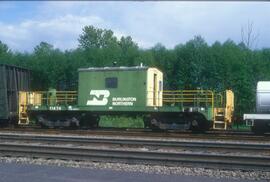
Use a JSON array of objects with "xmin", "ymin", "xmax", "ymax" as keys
[{"xmin": 17, "ymin": 65, "xmax": 234, "ymax": 132}]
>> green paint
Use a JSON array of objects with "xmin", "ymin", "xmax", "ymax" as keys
[{"xmin": 78, "ymin": 67, "xmax": 148, "ymax": 111}]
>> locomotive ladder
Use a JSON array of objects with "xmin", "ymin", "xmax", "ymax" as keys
[
  {"xmin": 18, "ymin": 92, "xmax": 30, "ymax": 125},
  {"xmin": 213, "ymin": 108, "xmax": 227, "ymax": 130},
  {"xmin": 213, "ymin": 90, "xmax": 234, "ymax": 130}
]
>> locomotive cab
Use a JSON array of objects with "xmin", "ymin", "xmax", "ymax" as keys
[{"xmin": 77, "ymin": 66, "xmax": 163, "ymax": 112}]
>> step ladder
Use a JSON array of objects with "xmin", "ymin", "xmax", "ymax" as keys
[{"xmin": 213, "ymin": 108, "xmax": 227, "ymax": 130}]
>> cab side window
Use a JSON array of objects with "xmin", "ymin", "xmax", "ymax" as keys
[{"xmin": 105, "ymin": 77, "xmax": 118, "ymax": 88}]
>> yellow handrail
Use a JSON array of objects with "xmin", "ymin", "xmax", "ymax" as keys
[
  {"xmin": 24, "ymin": 91, "xmax": 78, "ymax": 106},
  {"xmin": 162, "ymin": 89, "xmax": 215, "ymax": 120}
]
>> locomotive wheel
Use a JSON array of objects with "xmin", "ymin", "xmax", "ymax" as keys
[
  {"xmin": 69, "ymin": 121, "xmax": 79, "ymax": 129},
  {"xmin": 91, "ymin": 115, "xmax": 100, "ymax": 128},
  {"xmin": 189, "ymin": 112, "xmax": 210, "ymax": 132},
  {"xmin": 143, "ymin": 116, "xmax": 164, "ymax": 131},
  {"xmin": 143, "ymin": 116, "xmax": 151, "ymax": 128},
  {"xmin": 40, "ymin": 123, "xmax": 49, "ymax": 129},
  {"xmin": 80, "ymin": 114, "xmax": 100, "ymax": 128},
  {"xmin": 150, "ymin": 118, "xmax": 164, "ymax": 131}
]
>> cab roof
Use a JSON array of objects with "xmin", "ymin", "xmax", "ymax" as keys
[{"xmin": 79, "ymin": 66, "xmax": 156, "ymax": 72}]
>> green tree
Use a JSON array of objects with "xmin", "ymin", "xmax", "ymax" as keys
[
  {"xmin": 0, "ymin": 41, "xmax": 13, "ymax": 64},
  {"xmin": 119, "ymin": 36, "xmax": 140, "ymax": 66},
  {"xmin": 29, "ymin": 42, "xmax": 67, "ymax": 89},
  {"xmin": 78, "ymin": 26, "xmax": 121, "ymax": 67}
]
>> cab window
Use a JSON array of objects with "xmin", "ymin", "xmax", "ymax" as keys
[{"xmin": 105, "ymin": 77, "xmax": 118, "ymax": 88}]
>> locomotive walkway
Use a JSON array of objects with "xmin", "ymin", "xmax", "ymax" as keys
[{"xmin": 0, "ymin": 133, "xmax": 270, "ymax": 171}]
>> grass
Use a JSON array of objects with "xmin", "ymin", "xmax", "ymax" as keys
[
  {"xmin": 99, "ymin": 116, "xmax": 252, "ymax": 131},
  {"xmin": 231, "ymin": 123, "xmax": 251, "ymax": 131},
  {"xmin": 99, "ymin": 116, "xmax": 144, "ymax": 128}
]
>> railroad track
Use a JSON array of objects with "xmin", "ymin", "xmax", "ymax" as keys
[
  {"xmin": 1, "ymin": 143, "xmax": 270, "ymax": 171},
  {"xmin": 0, "ymin": 127, "xmax": 270, "ymax": 142},
  {"xmin": 0, "ymin": 133, "xmax": 270, "ymax": 170},
  {"xmin": 0, "ymin": 133, "xmax": 270, "ymax": 152}
]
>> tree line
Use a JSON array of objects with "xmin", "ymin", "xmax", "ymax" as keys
[{"xmin": 0, "ymin": 25, "xmax": 270, "ymax": 116}]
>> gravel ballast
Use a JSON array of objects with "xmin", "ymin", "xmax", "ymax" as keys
[{"xmin": 0, "ymin": 157, "xmax": 269, "ymax": 181}]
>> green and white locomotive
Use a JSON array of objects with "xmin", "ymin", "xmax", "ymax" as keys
[{"xmin": 19, "ymin": 66, "xmax": 234, "ymax": 131}]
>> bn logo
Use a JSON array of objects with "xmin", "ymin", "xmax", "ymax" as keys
[{"xmin": 86, "ymin": 90, "xmax": 110, "ymax": 106}]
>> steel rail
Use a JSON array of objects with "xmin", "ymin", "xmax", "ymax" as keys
[
  {"xmin": 0, "ymin": 143, "xmax": 270, "ymax": 171},
  {"xmin": 0, "ymin": 127, "xmax": 269, "ymax": 141},
  {"xmin": 0, "ymin": 133, "xmax": 269, "ymax": 152}
]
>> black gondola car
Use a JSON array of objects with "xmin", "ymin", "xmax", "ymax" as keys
[{"xmin": 0, "ymin": 64, "xmax": 31, "ymax": 124}]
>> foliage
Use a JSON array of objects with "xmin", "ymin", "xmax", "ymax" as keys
[
  {"xmin": 0, "ymin": 26, "xmax": 270, "ymax": 116},
  {"xmin": 99, "ymin": 116, "xmax": 144, "ymax": 128}
]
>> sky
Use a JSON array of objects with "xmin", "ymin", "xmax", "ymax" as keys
[{"xmin": 0, "ymin": 1, "xmax": 269, "ymax": 52}]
